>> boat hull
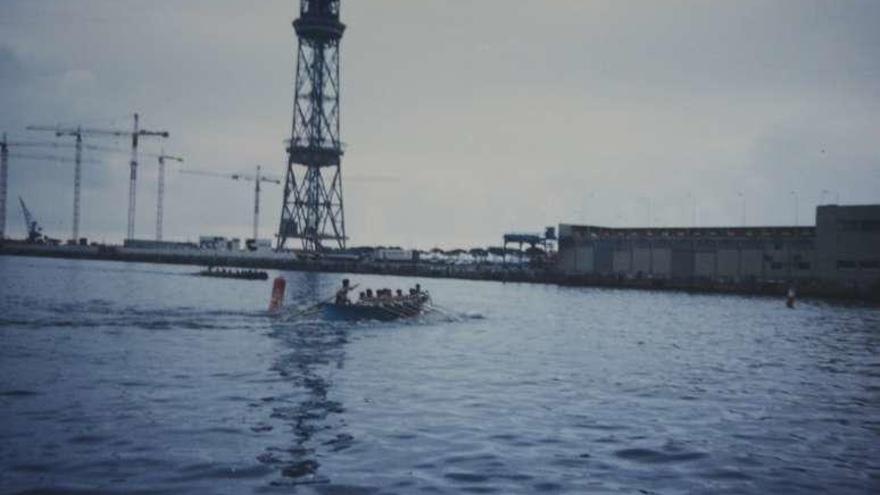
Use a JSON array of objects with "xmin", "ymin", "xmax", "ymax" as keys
[
  {"xmin": 197, "ymin": 270, "xmax": 268, "ymax": 281},
  {"xmin": 320, "ymin": 297, "xmax": 427, "ymax": 321}
]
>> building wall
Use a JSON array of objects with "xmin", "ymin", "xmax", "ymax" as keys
[
  {"xmin": 556, "ymin": 225, "xmax": 595, "ymax": 273},
  {"xmin": 740, "ymin": 248, "xmax": 764, "ymax": 278},
  {"xmin": 612, "ymin": 246, "xmax": 631, "ymax": 274},
  {"xmin": 717, "ymin": 248, "xmax": 740, "ymax": 278},
  {"xmin": 815, "ymin": 205, "xmax": 880, "ymax": 285},
  {"xmin": 651, "ymin": 246, "xmax": 671, "ymax": 277},
  {"xmin": 633, "ymin": 246, "xmax": 651, "ymax": 275},
  {"xmin": 670, "ymin": 246, "xmax": 694, "ymax": 279},
  {"xmin": 557, "ymin": 244, "xmax": 577, "ymax": 273},
  {"xmin": 694, "ymin": 250, "xmax": 715, "ymax": 278},
  {"xmin": 557, "ymin": 205, "xmax": 879, "ymax": 290},
  {"xmin": 567, "ymin": 246, "xmax": 594, "ymax": 273},
  {"xmin": 595, "ymin": 243, "xmax": 614, "ymax": 274},
  {"xmin": 556, "ymin": 224, "xmax": 815, "ymax": 283}
]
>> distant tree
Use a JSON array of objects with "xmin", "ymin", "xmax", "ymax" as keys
[
  {"xmin": 469, "ymin": 248, "xmax": 488, "ymax": 258},
  {"xmin": 487, "ymin": 246, "xmax": 505, "ymax": 257}
]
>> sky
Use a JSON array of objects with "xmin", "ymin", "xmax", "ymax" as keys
[{"xmin": 1, "ymin": 0, "xmax": 878, "ymax": 249}]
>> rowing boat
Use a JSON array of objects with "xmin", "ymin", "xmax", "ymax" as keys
[
  {"xmin": 320, "ymin": 293, "xmax": 429, "ymax": 321},
  {"xmin": 197, "ymin": 268, "xmax": 269, "ymax": 281}
]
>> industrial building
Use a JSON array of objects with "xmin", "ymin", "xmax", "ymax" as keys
[{"xmin": 557, "ymin": 205, "xmax": 880, "ymax": 295}]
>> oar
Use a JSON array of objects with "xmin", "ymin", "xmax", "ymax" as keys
[
  {"xmin": 290, "ymin": 295, "xmax": 338, "ymax": 319},
  {"xmin": 380, "ymin": 295, "xmax": 435, "ymax": 319},
  {"xmin": 291, "ymin": 304, "xmax": 323, "ymax": 319},
  {"xmin": 361, "ymin": 297, "xmax": 423, "ymax": 320},
  {"xmin": 424, "ymin": 301, "xmax": 459, "ymax": 319},
  {"xmin": 369, "ymin": 301, "xmax": 411, "ymax": 319}
]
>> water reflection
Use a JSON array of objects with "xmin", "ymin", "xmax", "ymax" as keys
[{"xmin": 262, "ymin": 316, "xmax": 350, "ymax": 486}]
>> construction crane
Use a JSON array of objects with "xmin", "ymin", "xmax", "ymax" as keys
[
  {"xmin": 180, "ymin": 165, "xmax": 281, "ymax": 242},
  {"xmin": 19, "ymin": 196, "xmax": 42, "ymax": 242},
  {"xmin": 0, "ymin": 134, "xmax": 100, "ymax": 240},
  {"xmin": 27, "ymin": 113, "xmax": 169, "ymax": 241},
  {"xmin": 18, "ymin": 196, "xmax": 54, "ymax": 244},
  {"xmin": 156, "ymin": 151, "xmax": 183, "ymax": 241}
]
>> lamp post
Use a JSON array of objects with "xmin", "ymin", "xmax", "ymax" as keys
[
  {"xmin": 790, "ymin": 191, "xmax": 799, "ymax": 226},
  {"xmin": 687, "ymin": 192, "xmax": 697, "ymax": 227},
  {"xmin": 638, "ymin": 197, "xmax": 652, "ymax": 227}
]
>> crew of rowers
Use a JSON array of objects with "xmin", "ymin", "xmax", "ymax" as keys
[
  {"xmin": 335, "ymin": 279, "xmax": 423, "ymax": 305},
  {"xmin": 205, "ymin": 266, "xmax": 262, "ymax": 276}
]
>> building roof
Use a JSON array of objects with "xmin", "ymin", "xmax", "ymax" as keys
[{"xmin": 559, "ymin": 224, "xmax": 816, "ymax": 240}]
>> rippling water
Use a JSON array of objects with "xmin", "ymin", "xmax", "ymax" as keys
[{"xmin": 1, "ymin": 256, "xmax": 878, "ymax": 494}]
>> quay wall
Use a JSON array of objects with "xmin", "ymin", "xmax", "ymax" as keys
[{"xmin": 2, "ymin": 239, "xmax": 878, "ymax": 302}]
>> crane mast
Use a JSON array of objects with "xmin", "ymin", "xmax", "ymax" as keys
[
  {"xmin": 254, "ymin": 165, "xmax": 265, "ymax": 242},
  {"xmin": 156, "ymin": 152, "xmax": 183, "ymax": 241},
  {"xmin": 0, "ymin": 135, "xmax": 7, "ymax": 239},
  {"xmin": 128, "ymin": 115, "xmax": 139, "ymax": 241}
]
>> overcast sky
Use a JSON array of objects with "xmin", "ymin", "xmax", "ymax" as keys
[{"xmin": 1, "ymin": 0, "xmax": 878, "ymax": 248}]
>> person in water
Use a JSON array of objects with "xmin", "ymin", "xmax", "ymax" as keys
[{"xmin": 335, "ymin": 279, "xmax": 354, "ymax": 305}]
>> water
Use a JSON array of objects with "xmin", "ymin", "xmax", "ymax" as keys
[{"xmin": 1, "ymin": 256, "xmax": 878, "ymax": 494}]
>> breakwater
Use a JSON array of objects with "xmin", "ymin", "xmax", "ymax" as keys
[{"xmin": 1, "ymin": 241, "xmax": 877, "ymax": 302}]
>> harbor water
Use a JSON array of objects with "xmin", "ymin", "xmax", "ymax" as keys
[{"xmin": 1, "ymin": 256, "xmax": 878, "ymax": 494}]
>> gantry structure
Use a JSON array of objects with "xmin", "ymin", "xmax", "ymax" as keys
[{"xmin": 277, "ymin": 0, "xmax": 347, "ymax": 251}]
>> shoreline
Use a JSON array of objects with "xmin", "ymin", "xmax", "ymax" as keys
[{"xmin": 2, "ymin": 242, "xmax": 877, "ymax": 303}]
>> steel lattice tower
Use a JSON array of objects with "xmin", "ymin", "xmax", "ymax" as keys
[{"xmin": 277, "ymin": 0, "xmax": 346, "ymax": 251}]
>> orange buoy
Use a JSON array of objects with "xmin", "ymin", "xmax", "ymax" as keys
[{"xmin": 269, "ymin": 277, "xmax": 286, "ymax": 313}]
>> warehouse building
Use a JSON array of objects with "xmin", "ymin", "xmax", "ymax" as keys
[{"xmin": 557, "ymin": 204, "xmax": 880, "ymax": 292}]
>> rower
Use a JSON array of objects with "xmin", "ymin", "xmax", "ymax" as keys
[{"xmin": 335, "ymin": 279, "xmax": 354, "ymax": 305}]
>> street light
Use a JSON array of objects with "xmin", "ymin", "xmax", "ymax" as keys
[
  {"xmin": 790, "ymin": 191, "xmax": 799, "ymax": 226},
  {"xmin": 687, "ymin": 192, "xmax": 697, "ymax": 227},
  {"xmin": 638, "ymin": 197, "xmax": 652, "ymax": 227}
]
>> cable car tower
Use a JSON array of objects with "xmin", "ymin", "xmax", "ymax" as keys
[{"xmin": 277, "ymin": 0, "xmax": 346, "ymax": 252}]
